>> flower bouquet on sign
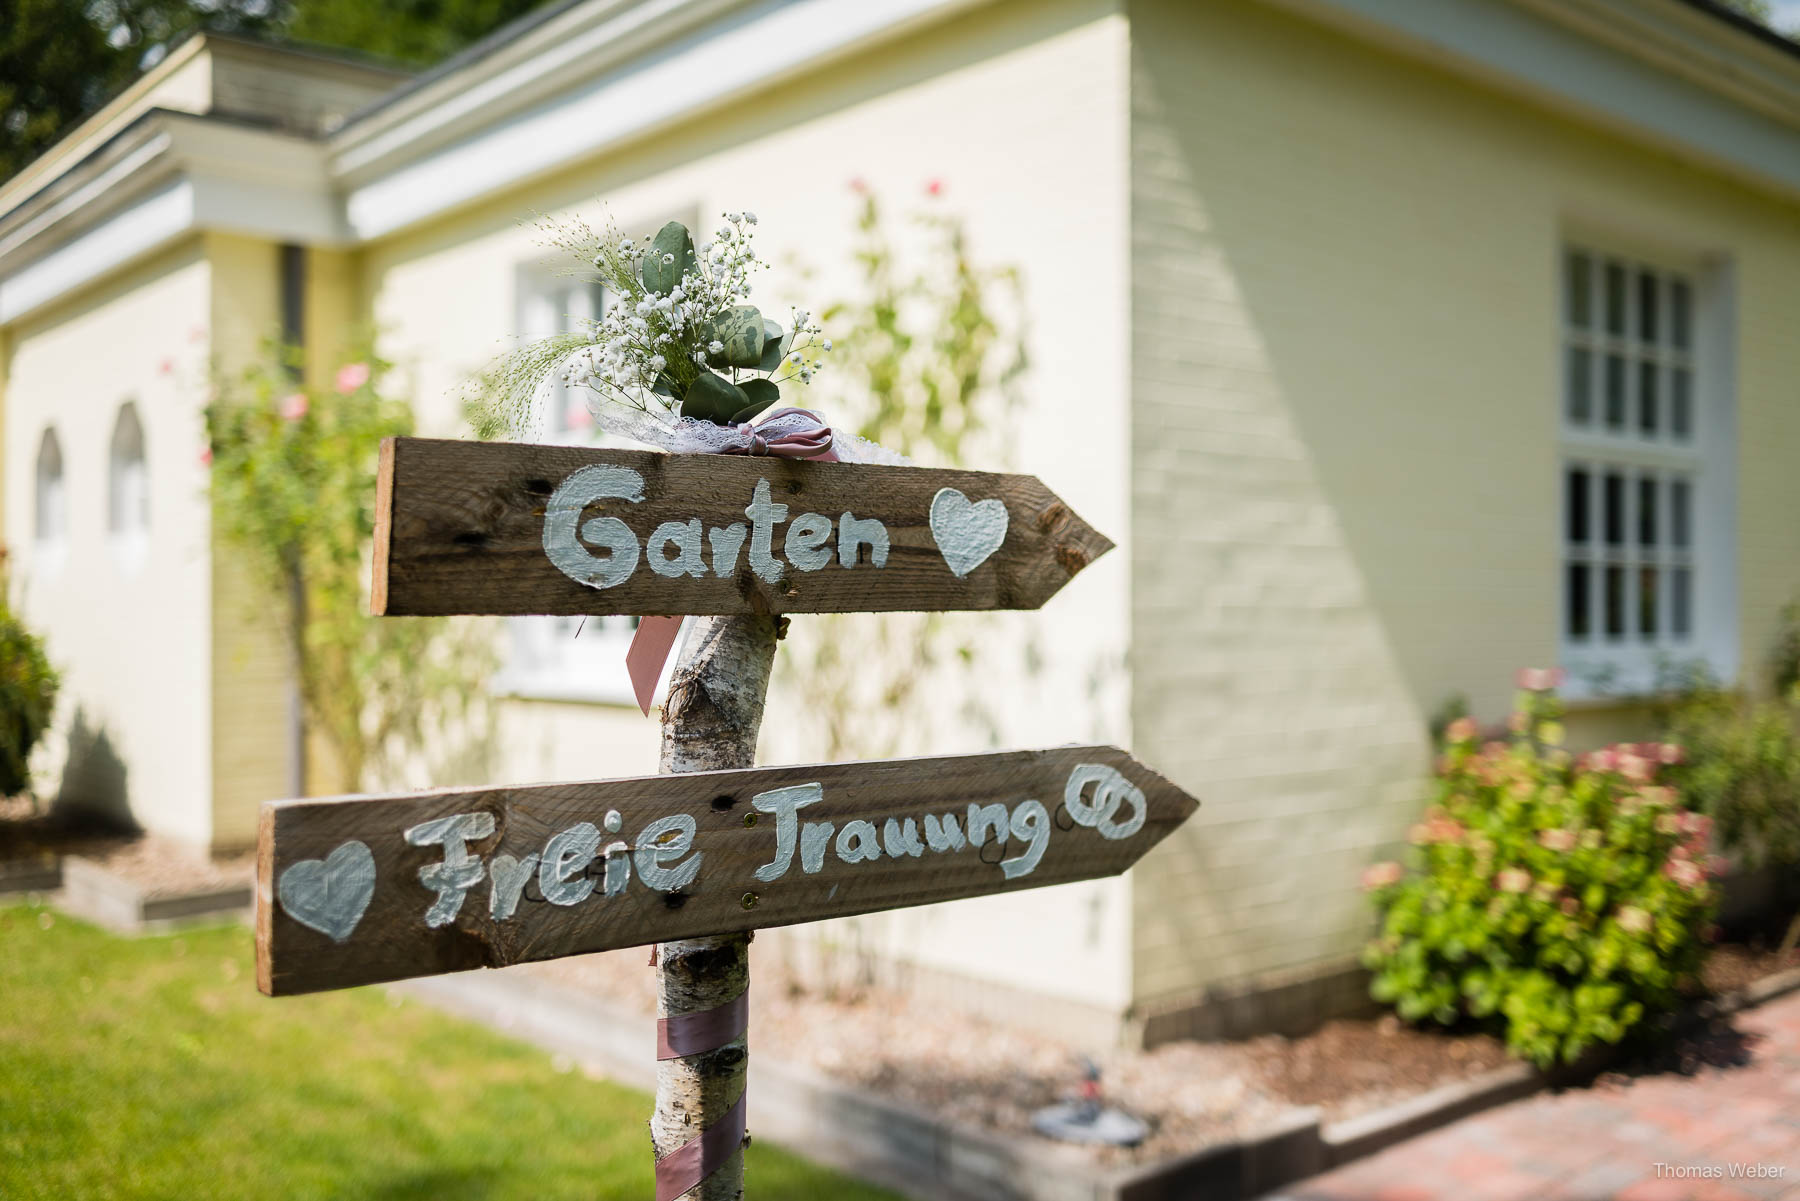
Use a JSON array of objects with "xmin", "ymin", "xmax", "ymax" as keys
[{"xmin": 476, "ymin": 211, "xmax": 899, "ymax": 464}]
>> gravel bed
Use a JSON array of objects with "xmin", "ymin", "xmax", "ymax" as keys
[{"xmin": 519, "ymin": 948, "xmax": 1494, "ymax": 1166}]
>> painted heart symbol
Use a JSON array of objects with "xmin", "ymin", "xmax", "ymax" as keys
[
  {"xmin": 276, "ymin": 840, "xmax": 376, "ymax": 943},
  {"xmin": 930, "ymin": 487, "xmax": 1009, "ymax": 578}
]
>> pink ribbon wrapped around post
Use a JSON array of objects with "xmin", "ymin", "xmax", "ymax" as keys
[{"xmin": 625, "ymin": 408, "xmax": 840, "ymax": 714}]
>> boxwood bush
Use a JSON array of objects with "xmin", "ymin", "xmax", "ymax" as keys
[
  {"xmin": 0, "ymin": 585, "xmax": 58, "ymax": 799},
  {"xmin": 1362, "ymin": 674, "xmax": 1719, "ymax": 1067}
]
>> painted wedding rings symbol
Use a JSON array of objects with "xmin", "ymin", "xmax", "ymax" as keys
[{"xmin": 1062, "ymin": 764, "xmax": 1148, "ymax": 842}]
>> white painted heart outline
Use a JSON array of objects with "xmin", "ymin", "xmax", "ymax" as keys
[
  {"xmin": 930, "ymin": 488, "xmax": 1009, "ymax": 578},
  {"xmin": 276, "ymin": 840, "xmax": 376, "ymax": 943}
]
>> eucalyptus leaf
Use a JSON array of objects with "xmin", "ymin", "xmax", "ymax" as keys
[
  {"xmin": 681, "ymin": 370, "xmax": 748, "ymax": 423},
  {"xmin": 713, "ymin": 305, "xmax": 766, "ymax": 369},
  {"xmin": 731, "ymin": 378, "xmax": 780, "ymax": 424},
  {"xmin": 642, "ymin": 221, "xmax": 697, "ymax": 295},
  {"xmin": 756, "ymin": 324, "xmax": 796, "ymax": 374}
]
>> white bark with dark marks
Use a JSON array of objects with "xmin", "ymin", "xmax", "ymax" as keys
[{"xmin": 650, "ymin": 615, "xmax": 777, "ymax": 1200}]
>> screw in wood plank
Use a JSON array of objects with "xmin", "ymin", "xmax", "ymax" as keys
[
  {"xmin": 740, "ymin": 892, "xmax": 759, "ymax": 911},
  {"xmin": 742, "ymin": 812, "xmax": 758, "ymax": 828}
]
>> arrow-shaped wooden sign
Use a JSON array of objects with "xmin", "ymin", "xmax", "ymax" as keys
[
  {"xmin": 371, "ymin": 437, "xmax": 1112, "ymax": 617},
  {"xmin": 256, "ymin": 746, "xmax": 1197, "ymax": 997}
]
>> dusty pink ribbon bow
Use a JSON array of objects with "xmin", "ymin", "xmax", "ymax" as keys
[{"xmin": 625, "ymin": 408, "xmax": 840, "ymax": 714}]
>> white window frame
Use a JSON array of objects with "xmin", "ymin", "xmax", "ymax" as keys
[
  {"xmin": 1558, "ymin": 235, "xmax": 1736, "ymax": 698},
  {"xmin": 108, "ymin": 400, "xmax": 149, "ymax": 573},
  {"xmin": 34, "ymin": 426, "xmax": 67, "ymax": 575},
  {"xmin": 490, "ymin": 263, "xmax": 640, "ymax": 706}
]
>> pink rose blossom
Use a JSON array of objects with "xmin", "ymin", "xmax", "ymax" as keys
[
  {"xmin": 335, "ymin": 362, "xmax": 371, "ymax": 394},
  {"xmin": 277, "ymin": 392, "xmax": 309, "ymax": 421},
  {"xmin": 1361, "ymin": 861, "xmax": 1404, "ymax": 890},
  {"xmin": 1538, "ymin": 828, "xmax": 1577, "ymax": 852},
  {"xmin": 1663, "ymin": 858, "xmax": 1705, "ymax": 889},
  {"xmin": 1615, "ymin": 906, "xmax": 1652, "ymax": 935},
  {"xmin": 849, "ymin": 177, "xmax": 868, "ymax": 194},
  {"xmin": 925, "ymin": 178, "xmax": 944, "ymax": 196},
  {"xmin": 1444, "ymin": 717, "xmax": 1477, "ymax": 744},
  {"xmin": 158, "ymin": 357, "xmax": 175, "ymax": 376},
  {"xmin": 1515, "ymin": 667, "xmax": 1566, "ymax": 691},
  {"xmin": 1589, "ymin": 748, "xmax": 1617, "ymax": 773},
  {"xmin": 1495, "ymin": 868, "xmax": 1532, "ymax": 894},
  {"xmin": 1658, "ymin": 743, "xmax": 1685, "ymax": 765},
  {"xmin": 199, "ymin": 446, "xmax": 213, "ymax": 467}
]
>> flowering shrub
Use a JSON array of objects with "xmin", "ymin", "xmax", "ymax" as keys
[
  {"xmin": 0, "ymin": 566, "xmax": 58, "ymax": 799},
  {"xmin": 206, "ymin": 348, "xmax": 495, "ymax": 791},
  {"xmin": 1362, "ymin": 674, "xmax": 1720, "ymax": 1067}
]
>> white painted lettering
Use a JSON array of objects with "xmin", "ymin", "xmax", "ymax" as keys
[
  {"xmin": 785, "ymin": 513, "xmax": 834, "ymax": 571},
  {"xmin": 744, "ymin": 479, "xmax": 789, "ymax": 583},
  {"xmin": 836, "ymin": 820, "xmax": 882, "ymax": 864},
  {"xmin": 709, "ymin": 522, "xmax": 748, "ymax": 576},
  {"xmin": 635, "ymin": 814, "xmax": 701, "ymax": 892},
  {"xmin": 1000, "ymin": 800, "xmax": 1050, "ymax": 879},
  {"xmin": 602, "ymin": 842, "xmax": 631, "ymax": 897},
  {"xmin": 487, "ymin": 852, "xmax": 538, "ymax": 920},
  {"xmin": 967, "ymin": 802, "xmax": 1010, "ymax": 847},
  {"xmin": 543, "ymin": 465, "xmax": 644, "ymax": 589},
  {"xmin": 882, "ymin": 817, "xmax": 924, "ymax": 859},
  {"xmin": 800, "ymin": 821, "xmax": 835, "ymax": 873},
  {"xmin": 647, "ymin": 519, "xmax": 706, "ymax": 578},
  {"xmin": 752, "ymin": 783, "xmax": 824, "ymax": 882},
  {"xmin": 838, "ymin": 513, "xmax": 890, "ymax": 568},
  {"xmin": 923, "ymin": 813, "xmax": 966, "ymax": 852},
  {"xmin": 404, "ymin": 811, "xmax": 496, "ymax": 927},
  {"xmin": 540, "ymin": 822, "xmax": 601, "ymax": 906}
]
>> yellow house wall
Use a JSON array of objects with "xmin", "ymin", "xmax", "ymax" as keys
[
  {"xmin": 362, "ymin": 0, "xmax": 1136, "ymax": 1020},
  {"xmin": 1126, "ymin": 0, "xmax": 1800, "ymax": 1010},
  {"xmin": 3, "ymin": 242, "xmax": 216, "ymax": 843},
  {"xmin": 205, "ymin": 233, "xmax": 296, "ymax": 849}
]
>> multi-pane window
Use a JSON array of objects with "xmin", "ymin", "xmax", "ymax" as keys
[
  {"xmin": 109, "ymin": 402, "xmax": 149, "ymax": 571},
  {"xmin": 497, "ymin": 268, "xmax": 640, "ymax": 705},
  {"xmin": 35, "ymin": 428, "xmax": 66, "ymax": 570},
  {"xmin": 1562, "ymin": 247, "xmax": 1702, "ymax": 684}
]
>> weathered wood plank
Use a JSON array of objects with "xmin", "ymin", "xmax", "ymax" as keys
[
  {"xmin": 370, "ymin": 437, "xmax": 1112, "ymax": 617},
  {"xmin": 256, "ymin": 746, "xmax": 1197, "ymax": 996}
]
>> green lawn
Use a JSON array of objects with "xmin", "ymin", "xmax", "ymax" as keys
[{"xmin": 0, "ymin": 901, "xmax": 901, "ymax": 1201}]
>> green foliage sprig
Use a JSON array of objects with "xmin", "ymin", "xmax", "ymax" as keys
[
  {"xmin": 769, "ymin": 187, "xmax": 1030, "ymax": 759},
  {"xmin": 1363, "ymin": 677, "xmax": 1719, "ymax": 1067},
  {"xmin": 0, "ymin": 561, "xmax": 59, "ymax": 799},
  {"xmin": 206, "ymin": 347, "xmax": 495, "ymax": 791}
]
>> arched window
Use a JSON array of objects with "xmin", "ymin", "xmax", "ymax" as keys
[
  {"xmin": 108, "ymin": 402, "xmax": 148, "ymax": 568},
  {"xmin": 34, "ymin": 428, "xmax": 66, "ymax": 562}
]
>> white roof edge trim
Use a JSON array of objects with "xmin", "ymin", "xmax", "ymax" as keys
[
  {"xmin": 0, "ymin": 132, "xmax": 174, "ymax": 264},
  {"xmin": 344, "ymin": 0, "xmax": 988, "ymax": 241},
  {"xmin": 332, "ymin": 0, "xmax": 709, "ymax": 175},
  {"xmin": 0, "ymin": 181, "xmax": 196, "ymax": 326},
  {"xmin": 1260, "ymin": 0, "xmax": 1800, "ymax": 201}
]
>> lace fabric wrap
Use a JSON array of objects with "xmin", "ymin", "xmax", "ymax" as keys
[{"xmin": 592, "ymin": 399, "xmax": 909, "ymax": 465}]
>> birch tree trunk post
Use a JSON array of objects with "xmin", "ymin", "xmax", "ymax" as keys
[{"xmin": 650, "ymin": 613, "xmax": 779, "ymax": 1201}]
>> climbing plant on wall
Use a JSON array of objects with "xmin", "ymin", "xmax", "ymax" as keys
[{"xmin": 206, "ymin": 346, "xmax": 496, "ymax": 792}]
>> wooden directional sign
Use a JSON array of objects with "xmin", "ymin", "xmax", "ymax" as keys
[
  {"xmin": 371, "ymin": 437, "xmax": 1112, "ymax": 617},
  {"xmin": 256, "ymin": 746, "xmax": 1197, "ymax": 996}
]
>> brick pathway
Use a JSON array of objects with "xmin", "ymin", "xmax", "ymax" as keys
[{"xmin": 1265, "ymin": 989, "xmax": 1800, "ymax": 1201}]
